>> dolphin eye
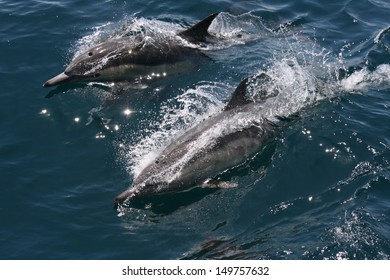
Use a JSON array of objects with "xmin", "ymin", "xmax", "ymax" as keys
[{"xmin": 88, "ymin": 52, "xmax": 93, "ymax": 56}]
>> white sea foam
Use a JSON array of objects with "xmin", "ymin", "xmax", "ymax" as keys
[{"xmin": 339, "ymin": 64, "xmax": 390, "ymax": 92}]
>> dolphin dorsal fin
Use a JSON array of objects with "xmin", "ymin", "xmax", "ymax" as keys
[
  {"xmin": 178, "ymin": 13, "xmax": 219, "ymax": 44},
  {"xmin": 224, "ymin": 78, "xmax": 250, "ymax": 111}
]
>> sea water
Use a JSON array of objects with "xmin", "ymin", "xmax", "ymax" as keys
[{"xmin": 1, "ymin": 0, "xmax": 389, "ymax": 259}]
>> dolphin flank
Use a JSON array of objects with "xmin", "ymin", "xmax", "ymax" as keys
[
  {"xmin": 43, "ymin": 13, "xmax": 219, "ymax": 88},
  {"xmin": 115, "ymin": 74, "xmax": 291, "ymax": 203}
]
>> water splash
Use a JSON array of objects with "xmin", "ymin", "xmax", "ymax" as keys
[
  {"xmin": 204, "ymin": 12, "xmax": 272, "ymax": 50},
  {"xmin": 374, "ymin": 26, "xmax": 390, "ymax": 52},
  {"xmin": 70, "ymin": 13, "xmax": 270, "ymax": 62},
  {"xmin": 339, "ymin": 64, "xmax": 390, "ymax": 92},
  {"xmin": 118, "ymin": 82, "xmax": 228, "ymax": 177},
  {"xmin": 117, "ymin": 48, "xmax": 341, "ymax": 189}
]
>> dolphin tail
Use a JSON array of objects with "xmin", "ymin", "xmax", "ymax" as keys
[{"xmin": 178, "ymin": 13, "xmax": 220, "ymax": 44}]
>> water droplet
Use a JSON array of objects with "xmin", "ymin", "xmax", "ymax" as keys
[{"xmin": 124, "ymin": 109, "xmax": 132, "ymax": 116}]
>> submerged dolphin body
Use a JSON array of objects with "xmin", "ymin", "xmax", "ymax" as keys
[
  {"xmin": 43, "ymin": 13, "xmax": 219, "ymax": 87},
  {"xmin": 115, "ymin": 75, "xmax": 290, "ymax": 203}
]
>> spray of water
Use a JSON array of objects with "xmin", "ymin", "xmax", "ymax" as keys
[{"xmin": 70, "ymin": 12, "xmax": 268, "ymax": 61}]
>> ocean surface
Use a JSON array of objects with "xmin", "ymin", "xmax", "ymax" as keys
[{"xmin": 1, "ymin": 0, "xmax": 390, "ymax": 260}]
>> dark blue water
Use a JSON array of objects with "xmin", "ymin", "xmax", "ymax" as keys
[{"xmin": 1, "ymin": 0, "xmax": 390, "ymax": 260}]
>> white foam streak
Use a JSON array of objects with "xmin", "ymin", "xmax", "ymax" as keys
[
  {"xmin": 250, "ymin": 58, "xmax": 335, "ymax": 123},
  {"xmin": 339, "ymin": 64, "xmax": 390, "ymax": 92}
]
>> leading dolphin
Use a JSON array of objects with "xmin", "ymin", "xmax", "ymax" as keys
[
  {"xmin": 43, "ymin": 13, "xmax": 219, "ymax": 87},
  {"xmin": 115, "ymin": 74, "xmax": 291, "ymax": 203}
]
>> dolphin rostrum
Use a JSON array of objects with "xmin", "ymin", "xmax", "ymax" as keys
[
  {"xmin": 115, "ymin": 74, "xmax": 292, "ymax": 203},
  {"xmin": 43, "ymin": 13, "xmax": 219, "ymax": 87}
]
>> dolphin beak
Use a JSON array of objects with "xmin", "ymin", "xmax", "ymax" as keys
[
  {"xmin": 114, "ymin": 190, "xmax": 132, "ymax": 204},
  {"xmin": 114, "ymin": 188, "xmax": 139, "ymax": 204},
  {"xmin": 43, "ymin": 72, "xmax": 72, "ymax": 87}
]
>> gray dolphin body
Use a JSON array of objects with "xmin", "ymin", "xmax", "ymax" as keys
[
  {"xmin": 115, "ymin": 75, "xmax": 288, "ymax": 203},
  {"xmin": 43, "ymin": 13, "xmax": 219, "ymax": 87}
]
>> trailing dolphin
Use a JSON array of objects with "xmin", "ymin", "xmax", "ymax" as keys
[
  {"xmin": 43, "ymin": 13, "xmax": 219, "ymax": 87},
  {"xmin": 115, "ymin": 74, "xmax": 292, "ymax": 203}
]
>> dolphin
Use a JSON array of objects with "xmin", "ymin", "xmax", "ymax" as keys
[
  {"xmin": 115, "ymin": 74, "xmax": 291, "ymax": 203},
  {"xmin": 43, "ymin": 13, "xmax": 219, "ymax": 87}
]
